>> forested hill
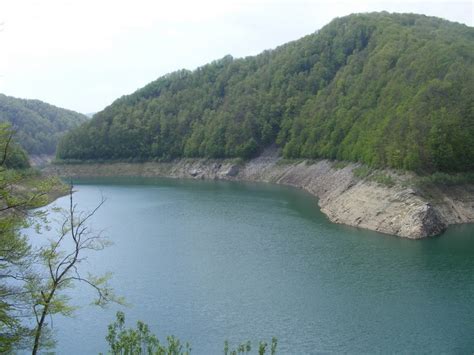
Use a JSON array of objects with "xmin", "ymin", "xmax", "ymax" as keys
[
  {"xmin": 0, "ymin": 94, "xmax": 88, "ymax": 155},
  {"xmin": 57, "ymin": 12, "xmax": 474, "ymax": 173}
]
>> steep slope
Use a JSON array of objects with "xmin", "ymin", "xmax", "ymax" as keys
[
  {"xmin": 57, "ymin": 12, "xmax": 474, "ymax": 173},
  {"xmin": 0, "ymin": 94, "xmax": 89, "ymax": 155},
  {"xmin": 45, "ymin": 154, "xmax": 474, "ymax": 239}
]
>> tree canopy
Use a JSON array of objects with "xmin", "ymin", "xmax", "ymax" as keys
[
  {"xmin": 0, "ymin": 94, "xmax": 88, "ymax": 155},
  {"xmin": 57, "ymin": 12, "xmax": 474, "ymax": 173},
  {"xmin": 0, "ymin": 124, "xmax": 117, "ymax": 353}
]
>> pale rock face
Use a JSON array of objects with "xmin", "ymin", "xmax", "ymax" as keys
[
  {"xmin": 45, "ymin": 152, "xmax": 474, "ymax": 239},
  {"xmin": 319, "ymin": 183, "xmax": 448, "ymax": 238},
  {"xmin": 398, "ymin": 204, "xmax": 446, "ymax": 238},
  {"xmin": 224, "ymin": 165, "xmax": 239, "ymax": 177}
]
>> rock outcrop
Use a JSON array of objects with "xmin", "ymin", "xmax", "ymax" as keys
[{"xmin": 44, "ymin": 152, "xmax": 474, "ymax": 239}]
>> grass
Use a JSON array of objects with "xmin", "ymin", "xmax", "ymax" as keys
[
  {"xmin": 413, "ymin": 172, "xmax": 474, "ymax": 187},
  {"xmin": 332, "ymin": 160, "xmax": 349, "ymax": 170},
  {"xmin": 353, "ymin": 166, "xmax": 372, "ymax": 179},
  {"xmin": 370, "ymin": 173, "xmax": 396, "ymax": 187},
  {"xmin": 229, "ymin": 157, "xmax": 245, "ymax": 166},
  {"xmin": 275, "ymin": 158, "xmax": 305, "ymax": 166},
  {"xmin": 352, "ymin": 165, "xmax": 397, "ymax": 187}
]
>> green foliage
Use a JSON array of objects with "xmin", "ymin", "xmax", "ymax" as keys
[
  {"xmin": 0, "ymin": 123, "xmax": 30, "ymax": 169},
  {"xmin": 57, "ymin": 13, "xmax": 474, "ymax": 173},
  {"xmin": 1, "ymin": 123, "xmax": 117, "ymax": 353},
  {"xmin": 0, "ymin": 94, "xmax": 88, "ymax": 155},
  {"xmin": 283, "ymin": 14, "xmax": 474, "ymax": 173},
  {"xmin": 370, "ymin": 173, "xmax": 396, "ymax": 187},
  {"xmin": 106, "ymin": 312, "xmax": 278, "ymax": 355},
  {"xmin": 0, "ymin": 225, "xmax": 31, "ymax": 352},
  {"xmin": 223, "ymin": 338, "xmax": 277, "ymax": 355},
  {"xmin": 0, "ymin": 125, "xmax": 54, "ymax": 352},
  {"xmin": 332, "ymin": 161, "xmax": 349, "ymax": 170},
  {"xmin": 3, "ymin": 144, "xmax": 30, "ymax": 169},
  {"xmin": 29, "ymin": 189, "xmax": 121, "ymax": 354},
  {"xmin": 106, "ymin": 311, "xmax": 192, "ymax": 355},
  {"xmin": 224, "ymin": 340, "xmax": 252, "ymax": 355},
  {"xmin": 353, "ymin": 166, "xmax": 373, "ymax": 179},
  {"xmin": 414, "ymin": 172, "xmax": 474, "ymax": 187},
  {"xmin": 352, "ymin": 165, "xmax": 397, "ymax": 186}
]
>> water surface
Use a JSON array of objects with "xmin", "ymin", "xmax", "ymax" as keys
[{"xmin": 26, "ymin": 177, "xmax": 474, "ymax": 353}]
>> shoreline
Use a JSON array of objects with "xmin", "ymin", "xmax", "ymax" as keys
[{"xmin": 43, "ymin": 153, "xmax": 474, "ymax": 239}]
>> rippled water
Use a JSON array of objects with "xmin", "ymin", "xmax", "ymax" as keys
[{"xmin": 25, "ymin": 177, "xmax": 474, "ymax": 353}]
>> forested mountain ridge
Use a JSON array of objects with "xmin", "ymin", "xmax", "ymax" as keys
[
  {"xmin": 57, "ymin": 12, "xmax": 474, "ymax": 172},
  {"xmin": 0, "ymin": 94, "xmax": 89, "ymax": 155}
]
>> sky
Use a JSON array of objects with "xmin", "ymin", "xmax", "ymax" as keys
[{"xmin": 0, "ymin": 0, "xmax": 472, "ymax": 114}]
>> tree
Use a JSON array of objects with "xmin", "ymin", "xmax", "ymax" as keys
[
  {"xmin": 0, "ymin": 94, "xmax": 88, "ymax": 155},
  {"xmin": 29, "ymin": 186, "xmax": 121, "ymax": 354},
  {"xmin": 106, "ymin": 311, "xmax": 192, "ymax": 355},
  {"xmin": 57, "ymin": 13, "xmax": 474, "ymax": 173},
  {"xmin": 105, "ymin": 311, "xmax": 278, "ymax": 355},
  {"xmin": 0, "ymin": 123, "xmax": 119, "ymax": 353},
  {"xmin": 0, "ymin": 124, "xmax": 50, "ymax": 352}
]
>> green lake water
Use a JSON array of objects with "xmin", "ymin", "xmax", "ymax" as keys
[{"xmin": 27, "ymin": 177, "xmax": 474, "ymax": 353}]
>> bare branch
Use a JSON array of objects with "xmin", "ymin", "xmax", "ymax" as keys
[{"xmin": 29, "ymin": 185, "xmax": 116, "ymax": 354}]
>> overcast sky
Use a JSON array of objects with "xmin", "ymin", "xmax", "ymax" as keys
[{"xmin": 1, "ymin": 0, "xmax": 472, "ymax": 114}]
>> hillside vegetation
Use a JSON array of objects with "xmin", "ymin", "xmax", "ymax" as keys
[
  {"xmin": 57, "ymin": 12, "xmax": 474, "ymax": 172},
  {"xmin": 0, "ymin": 94, "xmax": 88, "ymax": 155}
]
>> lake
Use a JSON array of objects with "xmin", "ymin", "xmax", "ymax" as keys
[{"xmin": 26, "ymin": 177, "xmax": 474, "ymax": 354}]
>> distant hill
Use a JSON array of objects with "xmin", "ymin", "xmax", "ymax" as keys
[
  {"xmin": 0, "ymin": 94, "xmax": 89, "ymax": 155},
  {"xmin": 57, "ymin": 12, "xmax": 474, "ymax": 172}
]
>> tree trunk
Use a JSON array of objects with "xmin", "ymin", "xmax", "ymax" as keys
[{"xmin": 32, "ymin": 288, "xmax": 55, "ymax": 355}]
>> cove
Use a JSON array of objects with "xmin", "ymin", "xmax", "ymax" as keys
[{"xmin": 26, "ymin": 177, "xmax": 474, "ymax": 353}]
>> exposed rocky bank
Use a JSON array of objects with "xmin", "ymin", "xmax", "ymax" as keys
[{"xmin": 44, "ymin": 151, "xmax": 474, "ymax": 239}]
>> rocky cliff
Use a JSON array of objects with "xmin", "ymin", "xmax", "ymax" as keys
[{"xmin": 45, "ymin": 152, "xmax": 474, "ymax": 239}]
